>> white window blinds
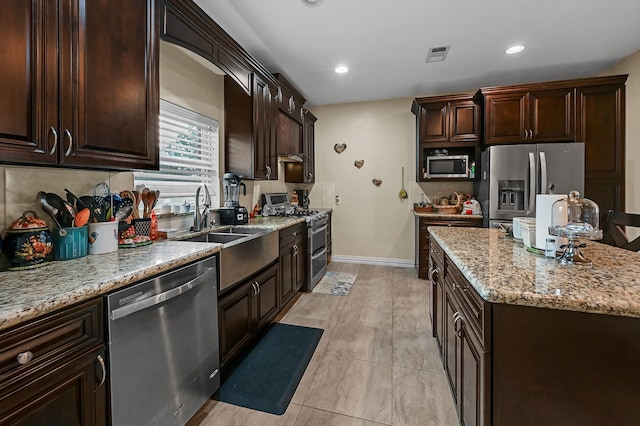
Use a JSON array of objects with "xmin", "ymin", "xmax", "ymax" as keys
[{"xmin": 135, "ymin": 99, "xmax": 218, "ymax": 205}]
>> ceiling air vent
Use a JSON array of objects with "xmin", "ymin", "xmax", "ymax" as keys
[{"xmin": 426, "ymin": 45, "xmax": 451, "ymax": 63}]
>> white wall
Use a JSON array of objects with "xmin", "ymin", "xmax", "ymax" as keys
[{"xmin": 309, "ymin": 98, "xmax": 473, "ymax": 265}]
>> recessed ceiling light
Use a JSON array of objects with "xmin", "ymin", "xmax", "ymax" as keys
[
  {"xmin": 335, "ymin": 65, "xmax": 348, "ymax": 74},
  {"xmin": 506, "ymin": 45, "xmax": 525, "ymax": 54},
  {"xmin": 301, "ymin": 0, "xmax": 324, "ymax": 7}
]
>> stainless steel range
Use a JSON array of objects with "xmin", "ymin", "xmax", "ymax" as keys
[{"xmin": 262, "ymin": 193, "xmax": 328, "ymax": 290}]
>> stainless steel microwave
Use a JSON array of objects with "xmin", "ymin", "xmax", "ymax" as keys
[{"xmin": 426, "ymin": 155, "xmax": 468, "ymax": 178}]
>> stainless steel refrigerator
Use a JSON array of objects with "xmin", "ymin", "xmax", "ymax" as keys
[{"xmin": 475, "ymin": 143, "xmax": 585, "ymax": 228}]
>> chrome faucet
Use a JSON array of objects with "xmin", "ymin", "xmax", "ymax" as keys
[{"xmin": 193, "ymin": 184, "xmax": 212, "ymax": 232}]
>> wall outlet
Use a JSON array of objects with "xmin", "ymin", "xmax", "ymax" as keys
[{"xmin": 335, "ymin": 195, "xmax": 340, "ymax": 205}]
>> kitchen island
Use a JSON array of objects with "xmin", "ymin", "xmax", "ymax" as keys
[{"xmin": 427, "ymin": 226, "xmax": 640, "ymax": 426}]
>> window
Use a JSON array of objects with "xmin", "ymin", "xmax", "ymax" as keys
[{"xmin": 134, "ymin": 99, "xmax": 219, "ymax": 208}]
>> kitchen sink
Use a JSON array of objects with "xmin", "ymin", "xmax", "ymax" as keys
[{"xmin": 179, "ymin": 228, "xmax": 278, "ymax": 291}]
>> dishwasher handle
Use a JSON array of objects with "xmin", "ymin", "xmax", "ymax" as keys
[{"xmin": 110, "ymin": 266, "xmax": 216, "ymax": 321}]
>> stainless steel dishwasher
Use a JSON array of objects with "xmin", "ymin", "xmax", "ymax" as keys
[{"xmin": 106, "ymin": 257, "xmax": 220, "ymax": 426}]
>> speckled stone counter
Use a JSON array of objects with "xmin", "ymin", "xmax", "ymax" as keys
[
  {"xmin": 428, "ymin": 226, "xmax": 640, "ymax": 318},
  {"xmin": 0, "ymin": 241, "xmax": 221, "ymax": 332},
  {"xmin": 414, "ymin": 211, "xmax": 483, "ymax": 220},
  {"xmin": 0, "ymin": 217, "xmax": 306, "ymax": 332}
]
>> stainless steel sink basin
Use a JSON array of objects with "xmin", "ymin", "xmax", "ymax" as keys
[{"xmin": 179, "ymin": 228, "xmax": 278, "ymax": 291}]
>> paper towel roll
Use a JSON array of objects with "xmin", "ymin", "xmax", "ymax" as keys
[{"xmin": 536, "ymin": 194, "xmax": 567, "ymax": 250}]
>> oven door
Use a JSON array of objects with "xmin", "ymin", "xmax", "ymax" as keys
[{"xmin": 309, "ymin": 247, "xmax": 328, "ymax": 290}]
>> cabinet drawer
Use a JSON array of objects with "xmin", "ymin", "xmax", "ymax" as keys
[
  {"xmin": 0, "ymin": 299, "xmax": 103, "ymax": 379},
  {"xmin": 279, "ymin": 222, "xmax": 307, "ymax": 246},
  {"xmin": 445, "ymin": 258, "xmax": 490, "ymax": 350},
  {"xmin": 429, "ymin": 236, "xmax": 445, "ymax": 270}
]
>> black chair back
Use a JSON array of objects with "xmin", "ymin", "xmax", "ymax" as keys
[{"xmin": 602, "ymin": 210, "xmax": 640, "ymax": 252}]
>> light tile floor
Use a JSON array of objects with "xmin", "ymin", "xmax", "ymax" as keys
[{"xmin": 189, "ymin": 263, "xmax": 459, "ymax": 426}]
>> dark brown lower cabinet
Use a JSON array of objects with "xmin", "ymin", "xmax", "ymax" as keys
[
  {"xmin": 431, "ymin": 233, "xmax": 640, "ymax": 425},
  {"xmin": 278, "ymin": 222, "xmax": 307, "ymax": 308},
  {"xmin": 0, "ymin": 299, "xmax": 106, "ymax": 425},
  {"xmin": 416, "ymin": 215, "xmax": 482, "ymax": 279},
  {"xmin": 218, "ymin": 262, "xmax": 279, "ymax": 367}
]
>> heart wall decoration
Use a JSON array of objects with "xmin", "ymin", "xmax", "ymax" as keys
[
  {"xmin": 354, "ymin": 160, "xmax": 364, "ymax": 169},
  {"xmin": 372, "ymin": 178, "xmax": 382, "ymax": 187},
  {"xmin": 334, "ymin": 143, "xmax": 347, "ymax": 154}
]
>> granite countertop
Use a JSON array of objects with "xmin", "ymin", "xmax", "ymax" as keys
[
  {"xmin": 0, "ymin": 217, "xmax": 306, "ymax": 332},
  {"xmin": 428, "ymin": 226, "xmax": 640, "ymax": 318},
  {"xmin": 414, "ymin": 211, "xmax": 483, "ymax": 220}
]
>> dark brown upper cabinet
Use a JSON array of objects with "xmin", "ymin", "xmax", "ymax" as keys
[
  {"xmin": 479, "ymin": 85, "xmax": 574, "ymax": 145},
  {"xmin": 412, "ymin": 94, "xmax": 481, "ymax": 144},
  {"xmin": 274, "ymin": 73, "xmax": 306, "ymax": 123},
  {"xmin": 0, "ymin": 0, "xmax": 158, "ymax": 170}
]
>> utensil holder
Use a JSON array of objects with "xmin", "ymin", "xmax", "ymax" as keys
[
  {"xmin": 53, "ymin": 225, "xmax": 88, "ymax": 260},
  {"xmin": 88, "ymin": 221, "xmax": 118, "ymax": 254},
  {"xmin": 132, "ymin": 218, "xmax": 151, "ymax": 237}
]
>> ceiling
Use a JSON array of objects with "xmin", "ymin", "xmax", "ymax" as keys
[{"xmin": 194, "ymin": 0, "xmax": 640, "ymax": 106}]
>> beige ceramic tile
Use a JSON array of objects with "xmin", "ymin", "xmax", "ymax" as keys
[
  {"xmin": 194, "ymin": 400, "xmax": 301, "ymax": 426},
  {"xmin": 304, "ymin": 354, "xmax": 392, "ymax": 424},
  {"xmin": 290, "ymin": 352, "xmax": 323, "ymax": 405},
  {"xmin": 325, "ymin": 324, "xmax": 393, "ymax": 364},
  {"xmin": 284, "ymin": 293, "xmax": 346, "ymax": 321},
  {"xmin": 392, "ymin": 330, "xmax": 442, "ymax": 373},
  {"xmin": 294, "ymin": 406, "xmax": 387, "ymax": 426},
  {"xmin": 3, "ymin": 165, "xmax": 119, "ymax": 228},
  {"xmin": 392, "ymin": 296, "xmax": 431, "ymax": 334},
  {"xmin": 277, "ymin": 315, "xmax": 336, "ymax": 354},
  {"xmin": 338, "ymin": 298, "xmax": 393, "ymax": 330},
  {"xmin": 392, "ymin": 366, "xmax": 458, "ymax": 426}
]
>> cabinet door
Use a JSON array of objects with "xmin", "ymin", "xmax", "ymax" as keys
[
  {"xmin": 293, "ymin": 236, "xmax": 307, "ymax": 292},
  {"xmin": 218, "ymin": 281, "xmax": 254, "ymax": 365},
  {"xmin": 0, "ymin": 347, "xmax": 106, "ymax": 426},
  {"xmin": 449, "ymin": 101, "xmax": 481, "ymax": 142},
  {"xmin": 576, "ymin": 83, "xmax": 625, "ymax": 225},
  {"xmin": 59, "ymin": 0, "xmax": 158, "ymax": 169},
  {"xmin": 254, "ymin": 263, "xmax": 279, "ymax": 330},
  {"xmin": 0, "ymin": 0, "xmax": 57, "ymax": 165},
  {"xmin": 443, "ymin": 287, "xmax": 460, "ymax": 403},
  {"xmin": 253, "ymin": 75, "xmax": 278, "ymax": 180},
  {"xmin": 459, "ymin": 325, "xmax": 483, "ymax": 426},
  {"xmin": 302, "ymin": 111, "xmax": 317, "ymax": 183},
  {"xmin": 529, "ymin": 88, "xmax": 574, "ymax": 142},
  {"xmin": 417, "ymin": 102, "xmax": 448, "ymax": 143},
  {"xmin": 277, "ymin": 112, "xmax": 303, "ymax": 156},
  {"xmin": 484, "ymin": 93, "xmax": 527, "ymax": 144},
  {"xmin": 279, "ymin": 240, "xmax": 296, "ymax": 307}
]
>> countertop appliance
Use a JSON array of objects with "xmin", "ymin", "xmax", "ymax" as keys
[
  {"xmin": 262, "ymin": 192, "xmax": 329, "ymax": 290},
  {"xmin": 220, "ymin": 172, "xmax": 248, "ymax": 225},
  {"xmin": 476, "ymin": 143, "xmax": 584, "ymax": 228},
  {"xmin": 106, "ymin": 257, "xmax": 220, "ymax": 426},
  {"xmin": 426, "ymin": 154, "xmax": 469, "ymax": 178}
]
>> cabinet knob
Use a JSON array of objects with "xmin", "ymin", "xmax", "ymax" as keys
[
  {"xmin": 48, "ymin": 127, "xmax": 58, "ymax": 155},
  {"xmin": 17, "ymin": 351, "xmax": 34, "ymax": 365}
]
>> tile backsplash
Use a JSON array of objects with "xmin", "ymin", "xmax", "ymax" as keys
[{"xmin": 0, "ymin": 165, "xmax": 133, "ymax": 232}]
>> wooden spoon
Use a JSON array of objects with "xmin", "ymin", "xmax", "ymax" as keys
[{"xmin": 145, "ymin": 191, "xmax": 157, "ymax": 217}]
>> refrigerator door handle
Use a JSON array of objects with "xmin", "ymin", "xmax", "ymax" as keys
[
  {"xmin": 539, "ymin": 151, "xmax": 548, "ymax": 194},
  {"xmin": 528, "ymin": 152, "xmax": 536, "ymax": 213}
]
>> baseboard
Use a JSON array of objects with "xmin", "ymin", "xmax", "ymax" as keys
[{"xmin": 330, "ymin": 255, "xmax": 414, "ymax": 268}]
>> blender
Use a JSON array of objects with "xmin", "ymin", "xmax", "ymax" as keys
[{"xmin": 219, "ymin": 173, "xmax": 249, "ymax": 225}]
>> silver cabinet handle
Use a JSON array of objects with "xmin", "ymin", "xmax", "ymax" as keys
[
  {"xmin": 64, "ymin": 129, "xmax": 73, "ymax": 156},
  {"xmin": 253, "ymin": 281, "xmax": 260, "ymax": 295},
  {"xmin": 293, "ymin": 244, "xmax": 298, "ymax": 256},
  {"xmin": 17, "ymin": 351, "xmax": 34, "ymax": 365},
  {"xmin": 48, "ymin": 127, "xmax": 58, "ymax": 155},
  {"xmin": 429, "ymin": 267, "xmax": 439, "ymax": 282},
  {"xmin": 97, "ymin": 354, "xmax": 106, "ymax": 386},
  {"xmin": 265, "ymin": 165, "xmax": 272, "ymax": 180},
  {"xmin": 453, "ymin": 311, "xmax": 464, "ymax": 337},
  {"xmin": 308, "ymin": 172, "xmax": 313, "ymax": 180}
]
